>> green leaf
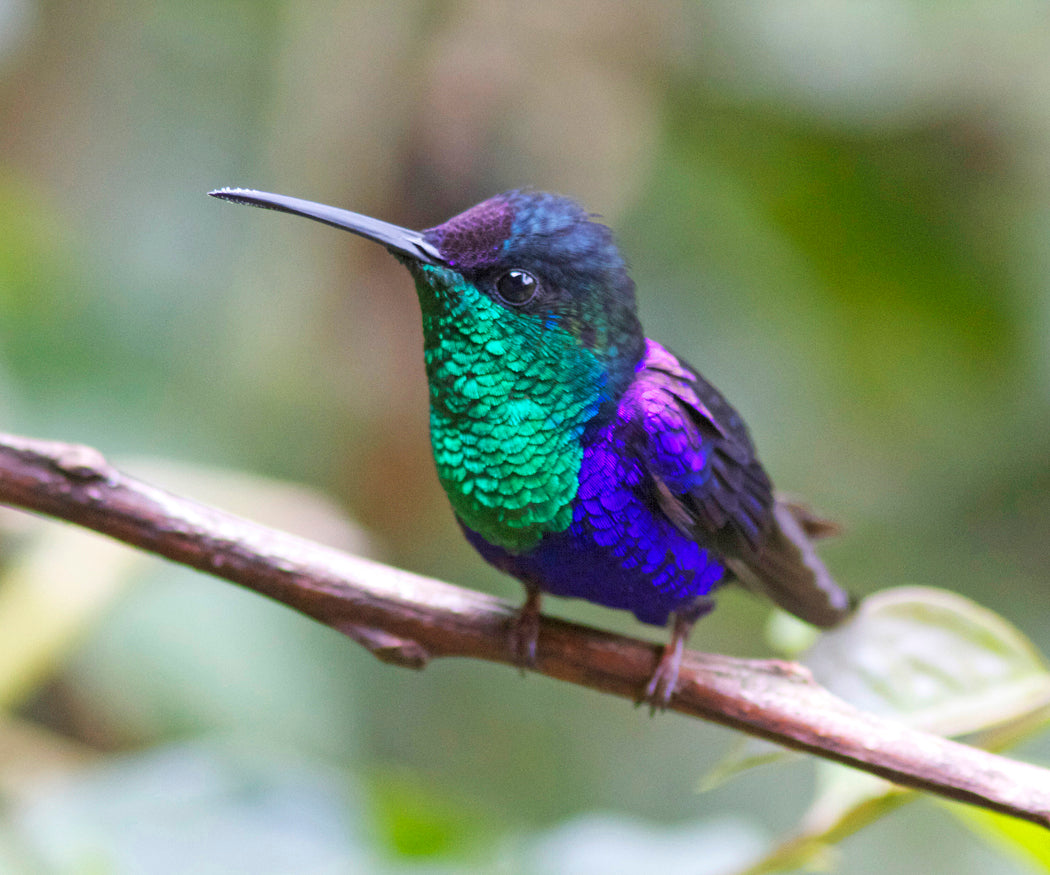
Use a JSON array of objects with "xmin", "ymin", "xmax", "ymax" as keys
[
  {"xmin": 58, "ymin": 459, "xmax": 374, "ymax": 750},
  {"xmin": 698, "ymin": 736, "xmax": 795, "ymax": 794},
  {"xmin": 948, "ymin": 805, "xmax": 1050, "ymax": 873},
  {"xmin": 0, "ymin": 459, "xmax": 371, "ymax": 714},
  {"xmin": 526, "ymin": 813, "xmax": 766, "ymax": 875},
  {"xmin": 0, "ymin": 524, "xmax": 147, "ymax": 709},
  {"xmin": 804, "ymin": 586, "xmax": 1050, "ymax": 736},
  {"xmin": 367, "ymin": 769, "xmax": 497, "ymax": 860},
  {"xmin": 765, "ymin": 608, "xmax": 821, "ymax": 658},
  {"xmin": 7, "ymin": 741, "xmax": 373, "ymax": 874},
  {"xmin": 729, "ymin": 587, "xmax": 1050, "ymax": 874}
]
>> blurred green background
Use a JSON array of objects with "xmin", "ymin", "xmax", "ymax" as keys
[{"xmin": 2, "ymin": 1, "xmax": 1049, "ymax": 872}]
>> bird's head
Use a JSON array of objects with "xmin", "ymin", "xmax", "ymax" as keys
[
  {"xmin": 416, "ymin": 190, "xmax": 643, "ymax": 367},
  {"xmin": 210, "ymin": 187, "xmax": 646, "ymax": 403}
]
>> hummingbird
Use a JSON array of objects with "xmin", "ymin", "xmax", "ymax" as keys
[{"xmin": 209, "ymin": 186, "xmax": 851, "ymax": 707}]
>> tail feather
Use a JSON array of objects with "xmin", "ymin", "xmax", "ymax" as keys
[{"xmin": 726, "ymin": 499, "xmax": 852, "ymax": 628}]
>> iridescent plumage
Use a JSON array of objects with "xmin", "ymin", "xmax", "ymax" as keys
[
  {"xmin": 211, "ymin": 186, "xmax": 852, "ymax": 706},
  {"xmin": 463, "ymin": 339, "xmax": 729, "ymax": 627}
]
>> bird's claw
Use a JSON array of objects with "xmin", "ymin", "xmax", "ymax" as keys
[
  {"xmin": 641, "ymin": 635, "xmax": 685, "ymax": 713},
  {"xmin": 639, "ymin": 610, "xmax": 698, "ymax": 713},
  {"xmin": 508, "ymin": 588, "xmax": 542, "ymax": 672}
]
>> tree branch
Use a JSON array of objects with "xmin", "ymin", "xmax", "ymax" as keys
[{"xmin": 0, "ymin": 431, "xmax": 1048, "ymax": 829}]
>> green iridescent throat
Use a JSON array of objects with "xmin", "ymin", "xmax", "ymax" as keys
[{"xmin": 412, "ymin": 265, "xmax": 607, "ymax": 552}]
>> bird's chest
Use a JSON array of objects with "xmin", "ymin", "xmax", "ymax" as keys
[
  {"xmin": 421, "ymin": 325, "xmax": 603, "ymax": 553},
  {"xmin": 460, "ymin": 422, "xmax": 727, "ymax": 626}
]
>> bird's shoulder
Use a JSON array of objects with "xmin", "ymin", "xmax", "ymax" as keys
[{"xmin": 613, "ymin": 339, "xmax": 775, "ymax": 554}]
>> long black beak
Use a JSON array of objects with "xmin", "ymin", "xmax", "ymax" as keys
[{"xmin": 208, "ymin": 188, "xmax": 445, "ymax": 266}]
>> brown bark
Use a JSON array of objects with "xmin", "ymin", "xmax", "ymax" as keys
[{"xmin": 0, "ymin": 431, "xmax": 1047, "ymax": 828}]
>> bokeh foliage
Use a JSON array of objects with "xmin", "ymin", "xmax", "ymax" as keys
[{"xmin": 1, "ymin": 1, "xmax": 1049, "ymax": 871}]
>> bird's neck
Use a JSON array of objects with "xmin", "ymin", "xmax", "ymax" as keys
[{"xmin": 412, "ymin": 267, "xmax": 633, "ymax": 552}]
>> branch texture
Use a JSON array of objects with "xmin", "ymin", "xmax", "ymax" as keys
[{"xmin": 0, "ymin": 432, "xmax": 1048, "ymax": 828}]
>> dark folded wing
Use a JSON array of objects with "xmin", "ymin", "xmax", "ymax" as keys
[{"xmin": 627, "ymin": 343, "xmax": 851, "ymax": 627}]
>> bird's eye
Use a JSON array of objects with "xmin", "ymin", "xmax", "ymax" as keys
[{"xmin": 495, "ymin": 269, "xmax": 539, "ymax": 306}]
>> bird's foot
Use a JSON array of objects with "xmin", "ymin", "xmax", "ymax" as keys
[
  {"xmin": 642, "ymin": 630, "xmax": 686, "ymax": 713},
  {"xmin": 508, "ymin": 588, "xmax": 543, "ymax": 672},
  {"xmin": 640, "ymin": 609, "xmax": 701, "ymax": 713}
]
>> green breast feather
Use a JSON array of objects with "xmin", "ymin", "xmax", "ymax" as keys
[{"xmin": 414, "ymin": 267, "xmax": 606, "ymax": 552}]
